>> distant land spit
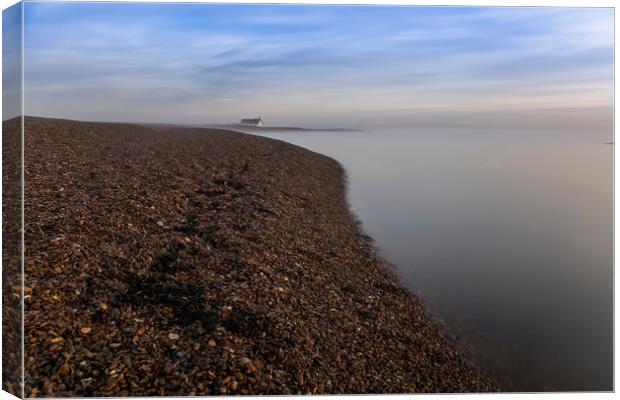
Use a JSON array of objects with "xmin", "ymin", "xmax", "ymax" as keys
[{"xmin": 196, "ymin": 123, "xmax": 362, "ymax": 132}]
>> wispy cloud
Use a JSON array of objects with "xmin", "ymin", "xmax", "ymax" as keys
[{"xmin": 23, "ymin": 4, "xmax": 613, "ymax": 131}]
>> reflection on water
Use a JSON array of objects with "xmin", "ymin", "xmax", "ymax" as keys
[{"xmin": 245, "ymin": 127, "xmax": 612, "ymax": 392}]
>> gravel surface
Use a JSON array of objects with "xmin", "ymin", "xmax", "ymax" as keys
[
  {"xmin": 3, "ymin": 117, "xmax": 23, "ymax": 397},
  {"xmin": 22, "ymin": 117, "xmax": 496, "ymax": 396}
]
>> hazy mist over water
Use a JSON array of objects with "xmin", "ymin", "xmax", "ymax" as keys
[{"xmin": 245, "ymin": 126, "xmax": 613, "ymax": 391}]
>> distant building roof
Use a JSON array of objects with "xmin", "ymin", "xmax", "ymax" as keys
[{"xmin": 240, "ymin": 117, "xmax": 264, "ymax": 126}]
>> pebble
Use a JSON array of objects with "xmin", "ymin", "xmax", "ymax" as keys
[{"xmin": 58, "ymin": 364, "xmax": 71, "ymax": 376}]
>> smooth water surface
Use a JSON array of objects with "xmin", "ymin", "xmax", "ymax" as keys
[{"xmin": 242, "ymin": 127, "xmax": 612, "ymax": 391}]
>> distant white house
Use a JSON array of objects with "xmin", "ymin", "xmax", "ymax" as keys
[{"xmin": 239, "ymin": 117, "xmax": 264, "ymax": 127}]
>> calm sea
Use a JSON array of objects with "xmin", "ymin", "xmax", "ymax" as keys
[{"xmin": 242, "ymin": 126, "xmax": 612, "ymax": 392}]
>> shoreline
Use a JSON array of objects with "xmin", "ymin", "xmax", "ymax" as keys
[
  {"xmin": 21, "ymin": 116, "xmax": 495, "ymax": 395},
  {"xmin": 191, "ymin": 123, "xmax": 362, "ymax": 132}
]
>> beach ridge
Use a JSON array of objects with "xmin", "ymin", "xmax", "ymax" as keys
[{"xmin": 21, "ymin": 116, "xmax": 495, "ymax": 396}]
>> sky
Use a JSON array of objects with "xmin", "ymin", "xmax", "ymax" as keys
[
  {"xmin": 3, "ymin": 2, "xmax": 21, "ymax": 120},
  {"xmin": 16, "ymin": 3, "xmax": 615, "ymax": 131}
]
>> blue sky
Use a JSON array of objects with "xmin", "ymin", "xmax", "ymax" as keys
[
  {"xmin": 21, "ymin": 3, "xmax": 613, "ymax": 131},
  {"xmin": 3, "ymin": 2, "xmax": 21, "ymax": 119}
]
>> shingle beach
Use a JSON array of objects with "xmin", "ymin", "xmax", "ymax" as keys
[{"xmin": 17, "ymin": 117, "xmax": 495, "ymax": 396}]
